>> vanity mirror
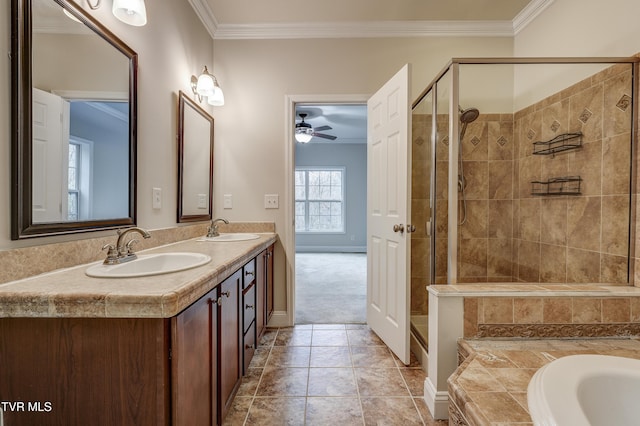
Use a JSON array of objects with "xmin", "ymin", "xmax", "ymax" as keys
[
  {"xmin": 11, "ymin": 0, "xmax": 137, "ymax": 239},
  {"xmin": 177, "ymin": 91, "xmax": 213, "ymax": 222}
]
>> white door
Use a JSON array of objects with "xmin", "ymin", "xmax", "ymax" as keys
[
  {"xmin": 366, "ymin": 64, "xmax": 412, "ymax": 364},
  {"xmin": 32, "ymin": 88, "xmax": 65, "ymax": 223}
]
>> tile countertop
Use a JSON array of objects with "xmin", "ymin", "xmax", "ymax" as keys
[
  {"xmin": 448, "ymin": 337, "xmax": 640, "ymax": 425},
  {"xmin": 428, "ymin": 283, "xmax": 640, "ymax": 297},
  {"xmin": 0, "ymin": 233, "xmax": 278, "ymax": 319}
]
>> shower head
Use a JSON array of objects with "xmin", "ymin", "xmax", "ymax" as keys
[{"xmin": 459, "ymin": 106, "xmax": 480, "ymax": 124}]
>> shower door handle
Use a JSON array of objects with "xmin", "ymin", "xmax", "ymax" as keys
[{"xmin": 393, "ymin": 224, "xmax": 404, "ymax": 234}]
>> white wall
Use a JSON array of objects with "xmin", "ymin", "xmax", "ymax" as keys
[
  {"xmin": 515, "ymin": 0, "xmax": 640, "ymax": 57},
  {"xmin": 295, "ymin": 143, "xmax": 367, "ymax": 252},
  {"xmin": 513, "ymin": 0, "xmax": 640, "ymax": 108},
  {"xmin": 0, "ymin": 0, "xmax": 214, "ymax": 249}
]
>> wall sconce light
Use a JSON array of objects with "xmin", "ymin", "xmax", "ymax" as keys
[
  {"xmin": 190, "ymin": 66, "xmax": 225, "ymax": 106},
  {"xmin": 63, "ymin": 0, "xmax": 147, "ymax": 26},
  {"xmin": 112, "ymin": 0, "xmax": 148, "ymax": 27},
  {"xmin": 63, "ymin": 0, "xmax": 101, "ymax": 22}
]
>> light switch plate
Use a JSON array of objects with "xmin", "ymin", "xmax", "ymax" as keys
[
  {"xmin": 264, "ymin": 194, "xmax": 279, "ymax": 209},
  {"xmin": 197, "ymin": 194, "xmax": 207, "ymax": 209},
  {"xmin": 223, "ymin": 194, "xmax": 233, "ymax": 209},
  {"xmin": 152, "ymin": 188, "xmax": 162, "ymax": 209}
]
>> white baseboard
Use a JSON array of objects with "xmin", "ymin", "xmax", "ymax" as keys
[
  {"xmin": 295, "ymin": 246, "xmax": 366, "ymax": 253},
  {"xmin": 424, "ymin": 378, "xmax": 450, "ymax": 420}
]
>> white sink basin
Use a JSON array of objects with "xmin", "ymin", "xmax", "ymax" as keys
[
  {"xmin": 197, "ymin": 233, "xmax": 260, "ymax": 242},
  {"xmin": 85, "ymin": 252, "xmax": 211, "ymax": 278}
]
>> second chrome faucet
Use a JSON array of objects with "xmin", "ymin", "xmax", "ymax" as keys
[{"xmin": 207, "ymin": 218, "xmax": 229, "ymax": 238}]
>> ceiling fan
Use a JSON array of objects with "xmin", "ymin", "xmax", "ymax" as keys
[{"xmin": 295, "ymin": 113, "xmax": 337, "ymax": 143}]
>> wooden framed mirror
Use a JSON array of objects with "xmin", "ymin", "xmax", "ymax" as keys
[
  {"xmin": 11, "ymin": 0, "xmax": 137, "ymax": 239},
  {"xmin": 177, "ymin": 91, "xmax": 214, "ymax": 222}
]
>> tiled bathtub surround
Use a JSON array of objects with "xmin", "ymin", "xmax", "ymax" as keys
[
  {"xmin": 464, "ymin": 295, "xmax": 640, "ymax": 338},
  {"xmin": 0, "ymin": 222, "xmax": 275, "ymax": 285},
  {"xmin": 448, "ymin": 338, "xmax": 640, "ymax": 426}
]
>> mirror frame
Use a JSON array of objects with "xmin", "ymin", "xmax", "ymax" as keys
[
  {"xmin": 11, "ymin": 0, "xmax": 138, "ymax": 239},
  {"xmin": 177, "ymin": 91, "xmax": 214, "ymax": 223}
]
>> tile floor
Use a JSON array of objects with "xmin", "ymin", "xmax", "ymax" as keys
[{"xmin": 223, "ymin": 324, "xmax": 447, "ymax": 426}]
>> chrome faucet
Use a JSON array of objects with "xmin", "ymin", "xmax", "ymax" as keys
[
  {"xmin": 102, "ymin": 227, "xmax": 151, "ymax": 265},
  {"xmin": 207, "ymin": 218, "xmax": 229, "ymax": 238}
]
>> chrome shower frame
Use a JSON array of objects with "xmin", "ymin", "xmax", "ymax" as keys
[{"xmin": 412, "ymin": 57, "xmax": 639, "ymax": 285}]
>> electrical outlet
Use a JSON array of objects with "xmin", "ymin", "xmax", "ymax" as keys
[
  {"xmin": 223, "ymin": 194, "xmax": 233, "ymax": 209},
  {"xmin": 264, "ymin": 194, "xmax": 279, "ymax": 209},
  {"xmin": 152, "ymin": 188, "xmax": 162, "ymax": 209}
]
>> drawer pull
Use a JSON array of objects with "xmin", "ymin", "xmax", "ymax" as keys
[
  {"xmin": 221, "ymin": 290, "xmax": 230, "ymax": 298},
  {"xmin": 245, "ymin": 270, "xmax": 255, "ymax": 277},
  {"xmin": 245, "ymin": 344, "xmax": 254, "ymax": 350},
  {"xmin": 216, "ymin": 297, "xmax": 222, "ymax": 306},
  {"xmin": 245, "ymin": 304, "xmax": 255, "ymax": 310}
]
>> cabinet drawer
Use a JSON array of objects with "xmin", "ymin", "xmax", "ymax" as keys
[
  {"xmin": 243, "ymin": 322, "xmax": 256, "ymax": 373},
  {"xmin": 243, "ymin": 259, "xmax": 256, "ymax": 289},
  {"xmin": 243, "ymin": 284, "xmax": 256, "ymax": 334}
]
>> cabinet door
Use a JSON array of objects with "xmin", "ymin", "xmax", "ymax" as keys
[
  {"xmin": 266, "ymin": 244, "xmax": 275, "ymax": 320},
  {"xmin": 172, "ymin": 286, "xmax": 217, "ymax": 426},
  {"xmin": 256, "ymin": 249, "xmax": 267, "ymax": 341},
  {"xmin": 218, "ymin": 269, "xmax": 242, "ymax": 423}
]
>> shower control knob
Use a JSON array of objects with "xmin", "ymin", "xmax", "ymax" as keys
[{"xmin": 393, "ymin": 224, "xmax": 405, "ymax": 233}]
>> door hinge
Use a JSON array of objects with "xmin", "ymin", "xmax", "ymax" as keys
[{"xmin": 168, "ymin": 347, "xmax": 172, "ymax": 361}]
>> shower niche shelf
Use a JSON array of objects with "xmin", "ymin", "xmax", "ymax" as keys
[
  {"xmin": 531, "ymin": 176, "xmax": 582, "ymax": 196},
  {"xmin": 532, "ymin": 132, "xmax": 582, "ymax": 156}
]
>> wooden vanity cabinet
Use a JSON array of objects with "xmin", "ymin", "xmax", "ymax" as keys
[
  {"xmin": 256, "ymin": 244, "xmax": 274, "ymax": 341},
  {"xmin": 217, "ymin": 269, "xmax": 242, "ymax": 423},
  {"xmin": 171, "ymin": 286, "xmax": 218, "ymax": 426},
  {"xmin": 0, "ymin": 246, "xmax": 275, "ymax": 426},
  {"xmin": 242, "ymin": 259, "xmax": 257, "ymax": 374}
]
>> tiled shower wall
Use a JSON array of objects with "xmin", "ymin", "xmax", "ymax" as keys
[
  {"xmin": 415, "ymin": 63, "xmax": 635, "ymax": 286},
  {"xmin": 513, "ymin": 64, "xmax": 633, "ymax": 284},
  {"xmin": 411, "ymin": 113, "xmax": 432, "ymax": 315}
]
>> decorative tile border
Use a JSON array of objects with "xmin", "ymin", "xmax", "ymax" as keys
[{"xmin": 476, "ymin": 322, "xmax": 640, "ymax": 338}]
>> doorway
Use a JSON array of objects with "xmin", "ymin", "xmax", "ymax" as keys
[{"xmin": 287, "ymin": 100, "xmax": 368, "ymax": 324}]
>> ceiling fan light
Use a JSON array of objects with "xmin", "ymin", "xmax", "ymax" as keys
[
  {"xmin": 295, "ymin": 132, "xmax": 313, "ymax": 143},
  {"xmin": 112, "ymin": 0, "xmax": 147, "ymax": 26},
  {"xmin": 295, "ymin": 126, "xmax": 314, "ymax": 143}
]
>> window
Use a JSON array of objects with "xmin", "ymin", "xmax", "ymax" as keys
[
  {"xmin": 295, "ymin": 168, "xmax": 345, "ymax": 233},
  {"xmin": 66, "ymin": 137, "xmax": 93, "ymax": 221},
  {"xmin": 67, "ymin": 142, "xmax": 80, "ymax": 221}
]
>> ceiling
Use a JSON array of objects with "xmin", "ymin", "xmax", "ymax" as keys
[
  {"xmin": 193, "ymin": 0, "xmax": 548, "ymax": 39},
  {"xmin": 207, "ymin": 0, "xmax": 532, "ymax": 24}
]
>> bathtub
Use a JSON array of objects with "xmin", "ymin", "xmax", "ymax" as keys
[{"xmin": 527, "ymin": 354, "xmax": 640, "ymax": 426}]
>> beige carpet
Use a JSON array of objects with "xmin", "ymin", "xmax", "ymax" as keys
[{"xmin": 295, "ymin": 252, "xmax": 366, "ymax": 324}]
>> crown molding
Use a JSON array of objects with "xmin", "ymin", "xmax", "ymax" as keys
[
  {"xmin": 187, "ymin": 0, "xmax": 218, "ymax": 40},
  {"xmin": 512, "ymin": 0, "xmax": 556, "ymax": 35},
  {"xmin": 189, "ymin": 0, "xmax": 554, "ymax": 40},
  {"xmin": 213, "ymin": 20, "xmax": 516, "ymax": 40}
]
